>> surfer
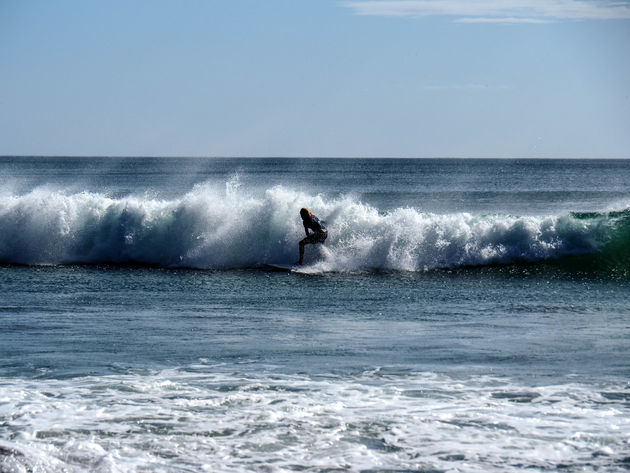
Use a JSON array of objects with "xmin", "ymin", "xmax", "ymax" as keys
[{"xmin": 298, "ymin": 208, "xmax": 327, "ymax": 265}]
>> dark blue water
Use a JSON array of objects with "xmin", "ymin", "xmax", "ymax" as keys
[
  {"xmin": 0, "ymin": 157, "xmax": 629, "ymax": 472},
  {"xmin": 1, "ymin": 265, "xmax": 628, "ymax": 382}
]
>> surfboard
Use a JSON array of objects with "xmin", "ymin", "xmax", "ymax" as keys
[{"xmin": 264, "ymin": 263, "xmax": 298, "ymax": 272}]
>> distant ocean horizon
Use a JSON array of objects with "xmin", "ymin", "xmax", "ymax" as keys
[
  {"xmin": 1, "ymin": 156, "xmax": 629, "ymax": 472},
  {"xmin": 5, "ymin": 155, "xmax": 630, "ymax": 159}
]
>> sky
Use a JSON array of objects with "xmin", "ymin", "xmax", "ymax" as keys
[{"xmin": 0, "ymin": 0, "xmax": 629, "ymax": 158}]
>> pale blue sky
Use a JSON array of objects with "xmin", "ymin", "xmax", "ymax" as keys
[{"xmin": 1, "ymin": 0, "xmax": 629, "ymax": 157}]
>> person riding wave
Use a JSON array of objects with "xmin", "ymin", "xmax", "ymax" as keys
[{"xmin": 298, "ymin": 208, "xmax": 327, "ymax": 265}]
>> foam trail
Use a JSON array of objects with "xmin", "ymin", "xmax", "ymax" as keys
[{"xmin": 0, "ymin": 182, "xmax": 622, "ymax": 271}]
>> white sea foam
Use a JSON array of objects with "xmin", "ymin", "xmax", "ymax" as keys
[
  {"xmin": 0, "ymin": 368, "xmax": 628, "ymax": 472},
  {"xmin": 0, "ymin": 182, "xmax": 613, "ymax": 270}
]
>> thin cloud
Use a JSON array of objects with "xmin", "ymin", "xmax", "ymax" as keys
[
  {"xmin": 422, "ymin": 83, "xmax": 514, "ymax": 90},
  {"xmin": 343, "ymin": 0, "xmax": 630, "ymax": 23},
  {"xmin": 456, "ymin": 17, "xmax": 555, "ymax": 23}
]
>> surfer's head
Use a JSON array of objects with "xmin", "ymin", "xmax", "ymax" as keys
[{"xmin": 300, "ymin": 208, "xmax": 312, "ymax": 220}]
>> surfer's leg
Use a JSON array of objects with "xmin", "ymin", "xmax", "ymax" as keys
[
  {"xmin": 298, "ymin": 234, "xmax": 318, "ymax": 265},
  {"xmin": 298, "ymin": 238, "xmax": 306, "ymax": 265}
]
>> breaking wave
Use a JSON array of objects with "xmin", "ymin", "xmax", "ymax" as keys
[{"xmin": 0, "ymin": 181, "xmax": 628, "ymax": 276}]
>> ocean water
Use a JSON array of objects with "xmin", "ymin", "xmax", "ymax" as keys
[{"xmin": 0, "ymin": 157, "xmax": 629, "ymax": 472}]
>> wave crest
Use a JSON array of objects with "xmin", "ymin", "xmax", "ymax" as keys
[{"xmin": 0, "ymin": 183, "xmax": 626, "ymax": 273}]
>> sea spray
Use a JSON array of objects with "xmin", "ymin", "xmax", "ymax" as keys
[{"xmin": 0, "ymin": 183, "xmax": 622, "ymax": 271}]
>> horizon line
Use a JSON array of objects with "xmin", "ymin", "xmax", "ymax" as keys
[{"xmin": 2, "ymin": 155, "xmax": 629, "ymax": 160}]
